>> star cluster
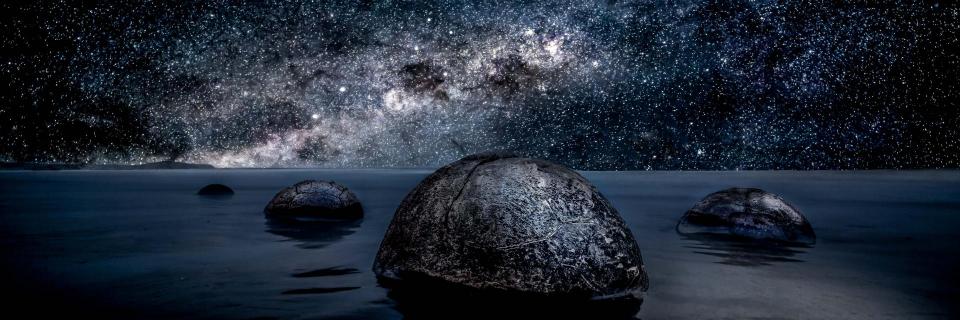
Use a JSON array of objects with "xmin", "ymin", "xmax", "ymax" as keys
[{"xmin": 1, "ymin": 0, "xmax": 957, "ymax": 169}]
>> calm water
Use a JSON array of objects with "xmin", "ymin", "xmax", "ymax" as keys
[{"xmin": 1, "ymin": 170, "xmax": 958, "ymax": 319}]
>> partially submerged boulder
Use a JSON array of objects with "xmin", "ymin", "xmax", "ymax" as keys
[
  {"xmin": 197, "ymin": 183, "xmax": 234, "ymax": 196},
  {"xmin": 264, "ymin": 180, "xmax": 362, "ymax": 221},
  {"xmin": 374, "ymin": 152, "xmax": 648, "ymax": 299},
  {"xmin": 677, "ymin": 188, "xmax": 815, "ymax": 244}
]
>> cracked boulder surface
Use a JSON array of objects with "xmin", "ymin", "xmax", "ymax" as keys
[
  {"xmin": 264, "ymin": 180, "xmax": 362, "ymax": 220},
  {"xmin": 374, "ymin": 152, "xmax": 648, "ymax": 299},
  {"xmin": 677, "ymin": 188, "xmax": 815, "ymax": 244}
]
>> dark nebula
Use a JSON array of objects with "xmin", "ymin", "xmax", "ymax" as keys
[{"xmin": 1, "ymin": 0, "xmax": 957, "ymax": 169}]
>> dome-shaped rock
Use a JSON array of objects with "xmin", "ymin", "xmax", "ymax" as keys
[
  {"xmin": 677, "ymin": 188, "xmax": 815, "ymax": 244},
  {"xmin": 197, "ymin": 183, "xmax": 234, "ymax": 196},
  {"xmin": 374, "ymin": 152, "xmax": 648, "ymax": 299},
  {"xmin": 264, "ymin": 180, "xmax": 362, "ymax": 221}
]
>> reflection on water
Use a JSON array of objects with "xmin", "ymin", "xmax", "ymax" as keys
[
  {"xmin": 282, "ymin": 287, "xmax": 361, "ymax": 295},
  {"xmin": 264, "ymin": 217, "xmax": 362, "ymax": 249},
  {"xmin": 292, "ymin": 266, "xmax": 360, "ymax": 278},
  {"xmin": 380, "ymin": 275, "xmax": 644, "ymax": 320},
  {"xmin": 284, "ymin": 267, "xmax": 362, "ymax": 295},
  {"xmin": 679, "ymin": 233, "xmax": 811, "ymax": 267},
  {"xmin": 266, "ymin": 218, "xmax": 366, "ymax": 296},
  {"xmin": 196, "ymin": 193, "xmax": 234, "ymax": 200}
]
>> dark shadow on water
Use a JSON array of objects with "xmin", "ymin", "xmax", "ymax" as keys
[
  {"xmin": 264, "ymin": 218, "xmax": 361, "ymax": 249},
  {"xmin": 679, "ymin": 233, "xmax": 812, "ymax": 267},
  {"xmin": 197, "ymin": 194, "xmax": 234, "ymax": 200},
  {"xmin": 379, "ymin": 275, "xmax": 643, "ymax": 320},
  {"xmin": 292, "ymin": 266, "xmax": 360, "ymax": 278},
  {"xmin": 281, "ymin": 287, "xmax": 360, "ymax": 295}
]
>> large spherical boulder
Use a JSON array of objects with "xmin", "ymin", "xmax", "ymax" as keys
[
  {"xmin": 677, "ymin": 188, "xmax": 815, "ymax": 244},
  {"xmin": 264, "ymin": 180, "xmax": 362, "ymax": 221},
  {"xmin": 197, "ymin": 183, "xmax": 234, "ymax": 196},
  {"xmin": 374, "ymin": 152, "xmax": 648, "ymax": 299}
]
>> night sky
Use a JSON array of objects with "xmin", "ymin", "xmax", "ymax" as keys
[{"xmin": 1, "ymin": 0, "xmax": 957, "ymax": 170}]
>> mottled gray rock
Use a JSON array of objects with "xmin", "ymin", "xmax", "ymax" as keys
[
  {"xmin": 677, "ymin": 188, "xmax": 815, "ymax": 244},
  {"xmin": 197, "ymin": 183, "xmax": 233, "ymax": 196},
  {"xmin": 264, "ymin": 180, "xmax": 362, "ymax": 220},
  {"xmin": 374, "ymin": 152, "xmax": 648, "ymax": 299}
]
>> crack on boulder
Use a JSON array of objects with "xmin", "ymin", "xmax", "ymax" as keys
[
  {"xmin": 375, "ymin": 153, "xmax": 647, "ymax": 298},
  {"xmin": 441, "ymin": 154, "xmax": 513, "ymax": 229}
]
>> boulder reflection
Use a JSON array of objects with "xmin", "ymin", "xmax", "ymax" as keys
[
  {"xmin": 679, "ymin": 233, "xmax": 811, "ymax": 267},
  {"xmin": 264, "ymin": 217, "xmax": 361, "ymax": 249},
  {"xmin": 380, "ymin": 276, "xmax": 644, "ymax": 320}
]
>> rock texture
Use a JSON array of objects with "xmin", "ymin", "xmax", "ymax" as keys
[
  {"xmin": 264, "ymin": 180, "xmax": 362, "ymax": 220},
  {"xmin": 677, "ymin": 188, "xmax": 815, "ymax": 244},
  {"xmin": 374, "ymin": 152, "xmax": 648, "ymax": 299},
  {"xmin": 197, "ymin": 183, "xmax": 234, "ymax": 196}
]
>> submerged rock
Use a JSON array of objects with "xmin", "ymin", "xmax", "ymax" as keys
[
  {"xmin": 677, "ymin": 188, "xmax": 815, "ymax": 244},
  {"xmin": 264, "ymin": 180, "xmax": 362, "ymax": 221},
  {"xmin": 374, "ymin": 152, "xmax": 648, "ymax": 299},
  {"xmin": 197, "ymin": 183, "xmax": 234, "ymax": 196}
]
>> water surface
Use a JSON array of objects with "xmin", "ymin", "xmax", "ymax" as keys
[{"xmin": 1, "ymin": 170, "xmax": 958, "ymax": 319}]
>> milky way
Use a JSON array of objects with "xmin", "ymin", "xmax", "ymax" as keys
[{"xmin": 1, "ymin": 1, "xmax": 957, "ymax": 169}]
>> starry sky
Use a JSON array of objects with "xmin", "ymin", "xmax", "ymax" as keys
[{"xmin": 1, "ymin": 0, "xmax": 957, "ymax": 169}]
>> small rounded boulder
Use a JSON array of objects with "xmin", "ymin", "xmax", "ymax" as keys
[
  {"xmin": 677, "ymin": 188, "xmax": 815, "ymax": 244},
  {"xmin": 374, "ymin": 152, "xmax": 648, "ymax": 299},
  {"xmin": 264, "ymin": 180, "xmax": 362, "ymax": 221},
  {"xmin": 197, "ymin": 183, "xmax": 234, "ymax": 196}
]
